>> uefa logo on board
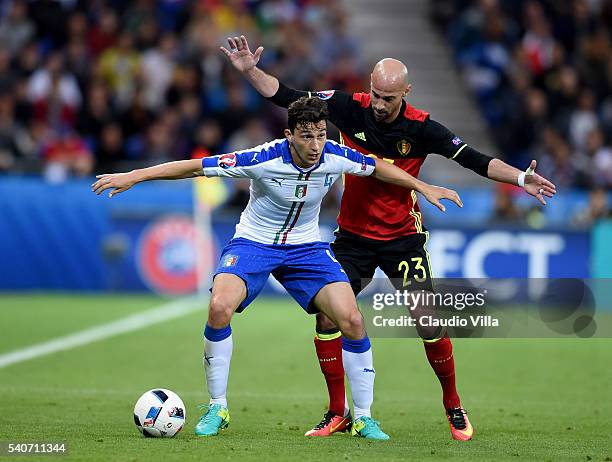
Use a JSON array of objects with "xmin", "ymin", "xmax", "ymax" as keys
[{"xmin": 137, "ymin": 215, "xmax": 202, "ymax": 295}]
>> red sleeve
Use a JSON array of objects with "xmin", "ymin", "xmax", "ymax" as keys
[
  {"xmin": 403, "ymin": 102, "xmax": 429, "ymax": 122},
  {"xmin": 352, "ymin": 92, "xmax": 371, "ymax": 108}
]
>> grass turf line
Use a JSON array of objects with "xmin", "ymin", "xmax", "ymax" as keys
[{"xmin": 0, "ymin": 294, "xmax": 610, "ymax": 461}]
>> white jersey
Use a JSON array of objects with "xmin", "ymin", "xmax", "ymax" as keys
[{"xmin": 202, "ymin": 139, "xmax": 376, "ymax": 244}]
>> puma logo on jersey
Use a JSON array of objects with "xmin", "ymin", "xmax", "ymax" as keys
[{"xmin": 355, "ymin": 132, "xmax": 366, "ymax": 141}]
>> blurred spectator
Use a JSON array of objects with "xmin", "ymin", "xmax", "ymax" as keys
[
  {"xmin": 572, "ymin": 187, "xmax": 611, "ymax": 226},
  {"xmin": 27, "ymin": 52, "xmax": 81, "ymax": 128},
  {"xmin": 144, "ymin": 119, "xmax": 174, "ymax": 164},
  {"xmin": 121, "ymin": 89, "xmax": 153, "ymax": 141},
  {"xmin": 0, "ymin": 0, "xmax": 364, "ymax": 212},
  {"xmin": 539, "ymin": 135, "xmax": 584, "ymax": 187},
  {"xmin": 95, "ymin": 122, "xmax": 126, "ymax": 173},
  {"xmin": 97, "ymin": 32, "xmax": 140, "ymax": 109},
  {"xmin": 192, "ymin": 119, "xmax": 223, "ymax": 158},
  {"xmin": 174, "ymin": 93, "xmax": 203, "ymax": 154},
  {"xmin": 586, "ymin": 127, "xmax": 612, "ymax": 187},
  {"xmin": 140, "ymin": 32, "xmax": 178, "ymax": 110},
  {"xmin": 0, "ymin": 0, "xmax": 34, "ymax": 56},
  {"xmin": 522, "ymin": 3, "xmax": 555, "ymax": 76},
  {"xmin": 207, "ymin": 0, "xmax": 258, "ymax": 38},
  {"xmin": 28, "ymin": 0, "xmax": 66, "ymax": 46},
  {"xmin": 312, "ymin": 10, "xmax": 360, "ymax": 71},
  {"xmin": 42, "ymin": 130, "xmax": 93, "ymax": 182},
  {"xmin": 65, "ymin": 38, "xmax": 91, "ymax": 92},
  {"xmin": 67, "ymin": 11, "xmax": 87, "ymax": 44},
  {"xmin": 491, "ymin": 184, "xmax": 525, "ymax": 224},
  {"xmin": 227, "ymin": 117, "xmax": 272, "ymax": 151},
  {"xmin": 87, "ymin": 8, "xmax": 119, "ymax": 58},
  {"xmin": 165, "ymin": 64, "xmax": 202, "ymax": 107},
  {"xmin": 548, "ymin": 65, "xmax": 579, "ymax": 122},
  {"xmin": 77, "ymin": 81, "xmax": 116, "ymax": 140},
  {"xmin": 14, "ymin": 41, "xmax": 42, "ymax": 78},
  {"xmin": 214, "ymin": 83, "xmax": 255, "ymax": 138},
  {"xmin": 569, "ymin": 88, "xmax": 599, "ymax": 151},
  {"xmin": 0, "ymin": 47, "xmax": 16, "ymax": 91},
  {"xmin": 275, "ymin": 23, "xmax": 320, "ymax": 89},
  {"xmin": 435, "ymin": 0, "xmax": 612, "ymax": 190},
  {"xmin": 0, "ymin": 91, "xmax": 36, "ymax": 171},
  {"xmin": 12, "ymin": 77, "xmax": 33, "ymax": 125}
]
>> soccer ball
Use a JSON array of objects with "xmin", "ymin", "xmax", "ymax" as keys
[{"xmin": 133, "ymin": 389, "xmax": 186, "ymax": 438}]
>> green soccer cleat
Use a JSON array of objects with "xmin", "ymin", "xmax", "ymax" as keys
[
  {"xmin": 194, "ymin": 404, "xmax": 230, "ymax": 436},
  {"xmin": 351, "ymin": 416, "xmax": 390, "ymax": 440}
]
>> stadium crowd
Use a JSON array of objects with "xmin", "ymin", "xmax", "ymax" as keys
[
  {"xmin": 0, "ymin": 0, "xmax": 364, "ymax": 189},
  {"xmin": 432, "ymin": 0, "xmax": 612, "ymax": 190},
  {"xmin": 1, "ymin": 0, "xmax": 609, "ymax": 222}
]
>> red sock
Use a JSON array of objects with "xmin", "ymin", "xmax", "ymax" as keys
[
  {"xmin": 314, "ymin": 334, "xmax": 346, "ymax": 416},
  {"xmin": 423, "ymin": 335, "xmax": 461, "ymax": 409}
]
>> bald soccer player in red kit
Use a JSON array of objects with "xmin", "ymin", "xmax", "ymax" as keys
[{"xmin": 220, "ymin": 35, "xmax": 556, "ymax": 441}]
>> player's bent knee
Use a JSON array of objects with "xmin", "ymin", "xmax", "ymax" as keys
[
  {"xmin": 338, "ymin": 310, "xmax": 365, "ymax": 340},
  {"xmin": 415, "ymin": 324, "xmax": 445, "ymax": 341},
  {"xmin": 208, "ymin": 295, "xmax": 238, "ymax": 328}
]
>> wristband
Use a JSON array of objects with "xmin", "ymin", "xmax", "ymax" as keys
[{"xmin": 517, "ymin": 165, "xmax": 535, "ymax": 188}]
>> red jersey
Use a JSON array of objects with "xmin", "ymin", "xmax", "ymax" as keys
[{"xmin": 269, "ymin": 86, "xmax": 469, "ymax": 240}]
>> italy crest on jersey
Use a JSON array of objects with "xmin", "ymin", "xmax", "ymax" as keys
[
  {"xmin": 295, "ymin": 184, "xmax": 308, "ymax": 199},
  {"xmin": 222, "ymin": 254, "xmax": 239, "ymax": 267}
]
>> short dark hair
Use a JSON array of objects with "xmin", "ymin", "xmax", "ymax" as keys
[{"xmin": 287, "ymin": 96, "xmax": 329, "ymax": 132}]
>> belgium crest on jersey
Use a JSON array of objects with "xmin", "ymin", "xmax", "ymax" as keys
[
  {"xmin": 397, "ymin": 139, "xmax": 411, "ymax": 156},
  {"xmin": 295, "ymin": 184, "xmax": 308, "ymax": 199}
]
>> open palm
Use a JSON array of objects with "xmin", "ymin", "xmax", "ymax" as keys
[
  {"xmin": 523, "ymin": 159, "xmax": 557, "ymax": 205},
  {"xmin": 220, "ymin": 35, "xmax": 264, "ymax": 73}
]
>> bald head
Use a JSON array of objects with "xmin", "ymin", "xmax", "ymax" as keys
[
  {"xmin": 369, "ymin": 58, "xmax": 411, "ymax": 123},
  {"xmin": 371, "ymin": 58, "xmax": 409, "ymax": 92}
]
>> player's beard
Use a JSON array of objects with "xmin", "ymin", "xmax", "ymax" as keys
[{"xmin": 373, "ymin": 110, "xmax": 387, "ymax": 122}]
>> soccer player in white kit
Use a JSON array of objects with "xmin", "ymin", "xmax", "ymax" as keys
[{"xmin": 92, "ymin": 97, "xmax": 462, "ymax": 440}]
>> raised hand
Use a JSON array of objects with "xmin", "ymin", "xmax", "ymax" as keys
[
  {"xmin": 220, "ymin": 35, "xmax": 264, "ymax": 73},
  {"xmin": 522, "ymin": 160, "xmax": 557, "ymax": 205},
  {"xmin": 92, "ymin": 172, "xmax": 138, "ymax": 198},
  {"xmin": 421, "ymin": 185, "xmax": 463, "ymax": 212}
]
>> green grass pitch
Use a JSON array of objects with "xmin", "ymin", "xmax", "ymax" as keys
[{"xmin": 0, "ymin": 294, "xmax": 611, "ymax": 461}]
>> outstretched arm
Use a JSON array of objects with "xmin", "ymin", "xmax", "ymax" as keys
[
  {"xmin": 92, "ymin": 159, "xmax": 203, "ymax": 198},
  {"xmin": 424, "ymin": 119, "xmax": 557, "ymax": 205},
  {"xmin": 372, "ymin": 158, "xmax": 463, "ymax": 212},
  {"xmin": 220, "ymin": 35, "xmax": 279, "ymax": 98}
]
